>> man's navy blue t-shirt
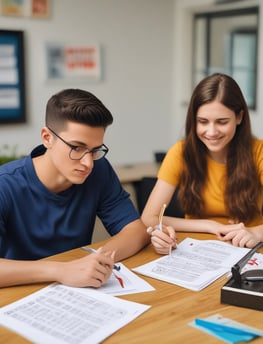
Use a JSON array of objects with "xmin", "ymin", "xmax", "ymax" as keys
[{"xmin": 0, "ymin": 145, "xmax": 139, "ymax": 260}]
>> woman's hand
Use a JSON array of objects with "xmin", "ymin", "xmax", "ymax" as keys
[
  {"xmin": 147, "ymin": 225, "xmax": 177, "ymax": 254},
  {"xmin": 216, "ymin": 222, "xmax": 262, "ymax": 248}
]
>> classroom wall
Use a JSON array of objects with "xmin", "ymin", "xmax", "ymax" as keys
[
  {"xmin": 172, "ymin": 0, "xmax": 263, "ymax": 142},
  {"xmin": 0, "ymin": 0, "xmax": 262, "ymax": 166},
  {"xmin": 0, "ymin": 0, "xmax": 174, "ymax": 165}
]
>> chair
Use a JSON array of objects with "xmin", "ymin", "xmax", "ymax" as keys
[{"xmin": 134, "ymin": 177, "xmax": 184, "ymax": 217}]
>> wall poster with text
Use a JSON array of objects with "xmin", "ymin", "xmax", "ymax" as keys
[
  {"xmin": 0, "ymin": 30, "xmax": 26, "ymax": 124},
  {"xmin": 46, "ymin": 43, "xmax": 101, "ymax": 81}
]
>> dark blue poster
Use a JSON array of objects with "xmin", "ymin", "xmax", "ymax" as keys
[{"xmin": 0, "ymin": 30, "xmax": 26, "ymax": 123}]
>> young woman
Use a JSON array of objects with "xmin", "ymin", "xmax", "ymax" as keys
[{"xmin": 142, "ymin": 73, "xmax": 263, "ymax": 254}]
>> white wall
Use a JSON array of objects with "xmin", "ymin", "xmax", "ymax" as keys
[
  {"xmin": 1, "ymin": 0, "xmax": 263, "ymax": 166},
  {"xmin": 0, "ymin": 0, "xmax": 174, "ymax": 165}
]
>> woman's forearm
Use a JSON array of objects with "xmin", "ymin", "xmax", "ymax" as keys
[{"xmin": 163, "ymin": 216, "xmax": 219, "ymax": 234}]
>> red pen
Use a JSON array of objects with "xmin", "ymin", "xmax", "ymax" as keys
[{"xmin": 113, "ymin": 272, "xmax": 124, "ymax": 288}]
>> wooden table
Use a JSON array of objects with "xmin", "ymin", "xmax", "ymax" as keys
[
  {"xmin": 0, "ymin": 232, "xmax": 263, "ymax": 344},
  {"xmin": 114, "ymin": 162, "xmax": 160, "ymax": 184}
]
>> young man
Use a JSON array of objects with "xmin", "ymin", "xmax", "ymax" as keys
[{"xmin": 0, "ymin": 89, "xmax": 150, "ymax": 288}]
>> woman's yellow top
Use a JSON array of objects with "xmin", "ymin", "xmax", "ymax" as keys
[{"xmin": 157, "ymin": 139, "xmax": 263, "ymax": 226}]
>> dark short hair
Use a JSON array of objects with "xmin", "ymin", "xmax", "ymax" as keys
[{"xmin": 45, "ymin": 89, "xmax": 113, "ymax": 131}]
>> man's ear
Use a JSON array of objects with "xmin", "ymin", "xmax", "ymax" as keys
[{"xmin": 41, "ymin": 127, "xmax": 53, "ymax": 148}]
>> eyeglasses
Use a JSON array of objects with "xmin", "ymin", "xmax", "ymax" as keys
[{"xmin": 47, "ymin": 127, "xmax": 109, "ymax": 160}]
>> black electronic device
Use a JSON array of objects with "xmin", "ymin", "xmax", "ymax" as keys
[{"xmin": 221, "ymin": 242, "xmax": 263, "ymax": 311}]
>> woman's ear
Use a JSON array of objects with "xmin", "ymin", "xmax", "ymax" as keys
[
  {"xmin": 41, "ymin": 127, "xmax": 53, "ymax": 148},
  {"xmin": 237, "ymin": 110, "xmax": 244, "ymax": 125}
]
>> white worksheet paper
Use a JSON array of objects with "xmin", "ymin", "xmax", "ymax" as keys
[
  {"xmin": 89, "ymin": 262, "xmax": 155, "ymax": 295},
  {"xmin": 0, "ymin": 284, "xmax": 151, "ymax": 344},
  {"xmin": 241, "ymin": 252, "xmax": 263, "ymax": 273},
  {"xmin": 133, "ymin": 238, "xmax": 250, "ymax": 291}
]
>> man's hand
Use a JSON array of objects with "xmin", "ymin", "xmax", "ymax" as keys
[{"xmin": 55, "ymin": 249, "xmax": 115, "ymax": 288}]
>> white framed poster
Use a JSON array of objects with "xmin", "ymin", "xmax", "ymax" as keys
[{"xmin": 46, "ymin": 43, "xmax": 101, "ymax": 81}]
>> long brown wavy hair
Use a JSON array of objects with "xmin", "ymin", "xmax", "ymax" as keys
[{"xmin": 178, "ymin": 73, "xmax": 260, "ymax": 223}]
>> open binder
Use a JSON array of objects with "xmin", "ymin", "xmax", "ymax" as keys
[{"xmin": 221, "ymin": 242, "xmax": 263, "ymax": 310}]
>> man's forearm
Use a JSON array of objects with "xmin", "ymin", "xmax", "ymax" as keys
[
  {"xmin": 0, "ymin": 258, "xmax": 60, "ymax": 288},
  {"xmin": 102, "ymin": 220, "xmax": 150, "ymax": 262}
]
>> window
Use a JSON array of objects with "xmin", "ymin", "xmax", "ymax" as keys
[{"xmin": 193, "ymin": 7, "xmax": 258, "ymax": 109}]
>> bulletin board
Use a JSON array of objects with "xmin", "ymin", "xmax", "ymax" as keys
[{"xmin": 0, "ymin": 30, "xmax": 26, "ymax": 124}]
